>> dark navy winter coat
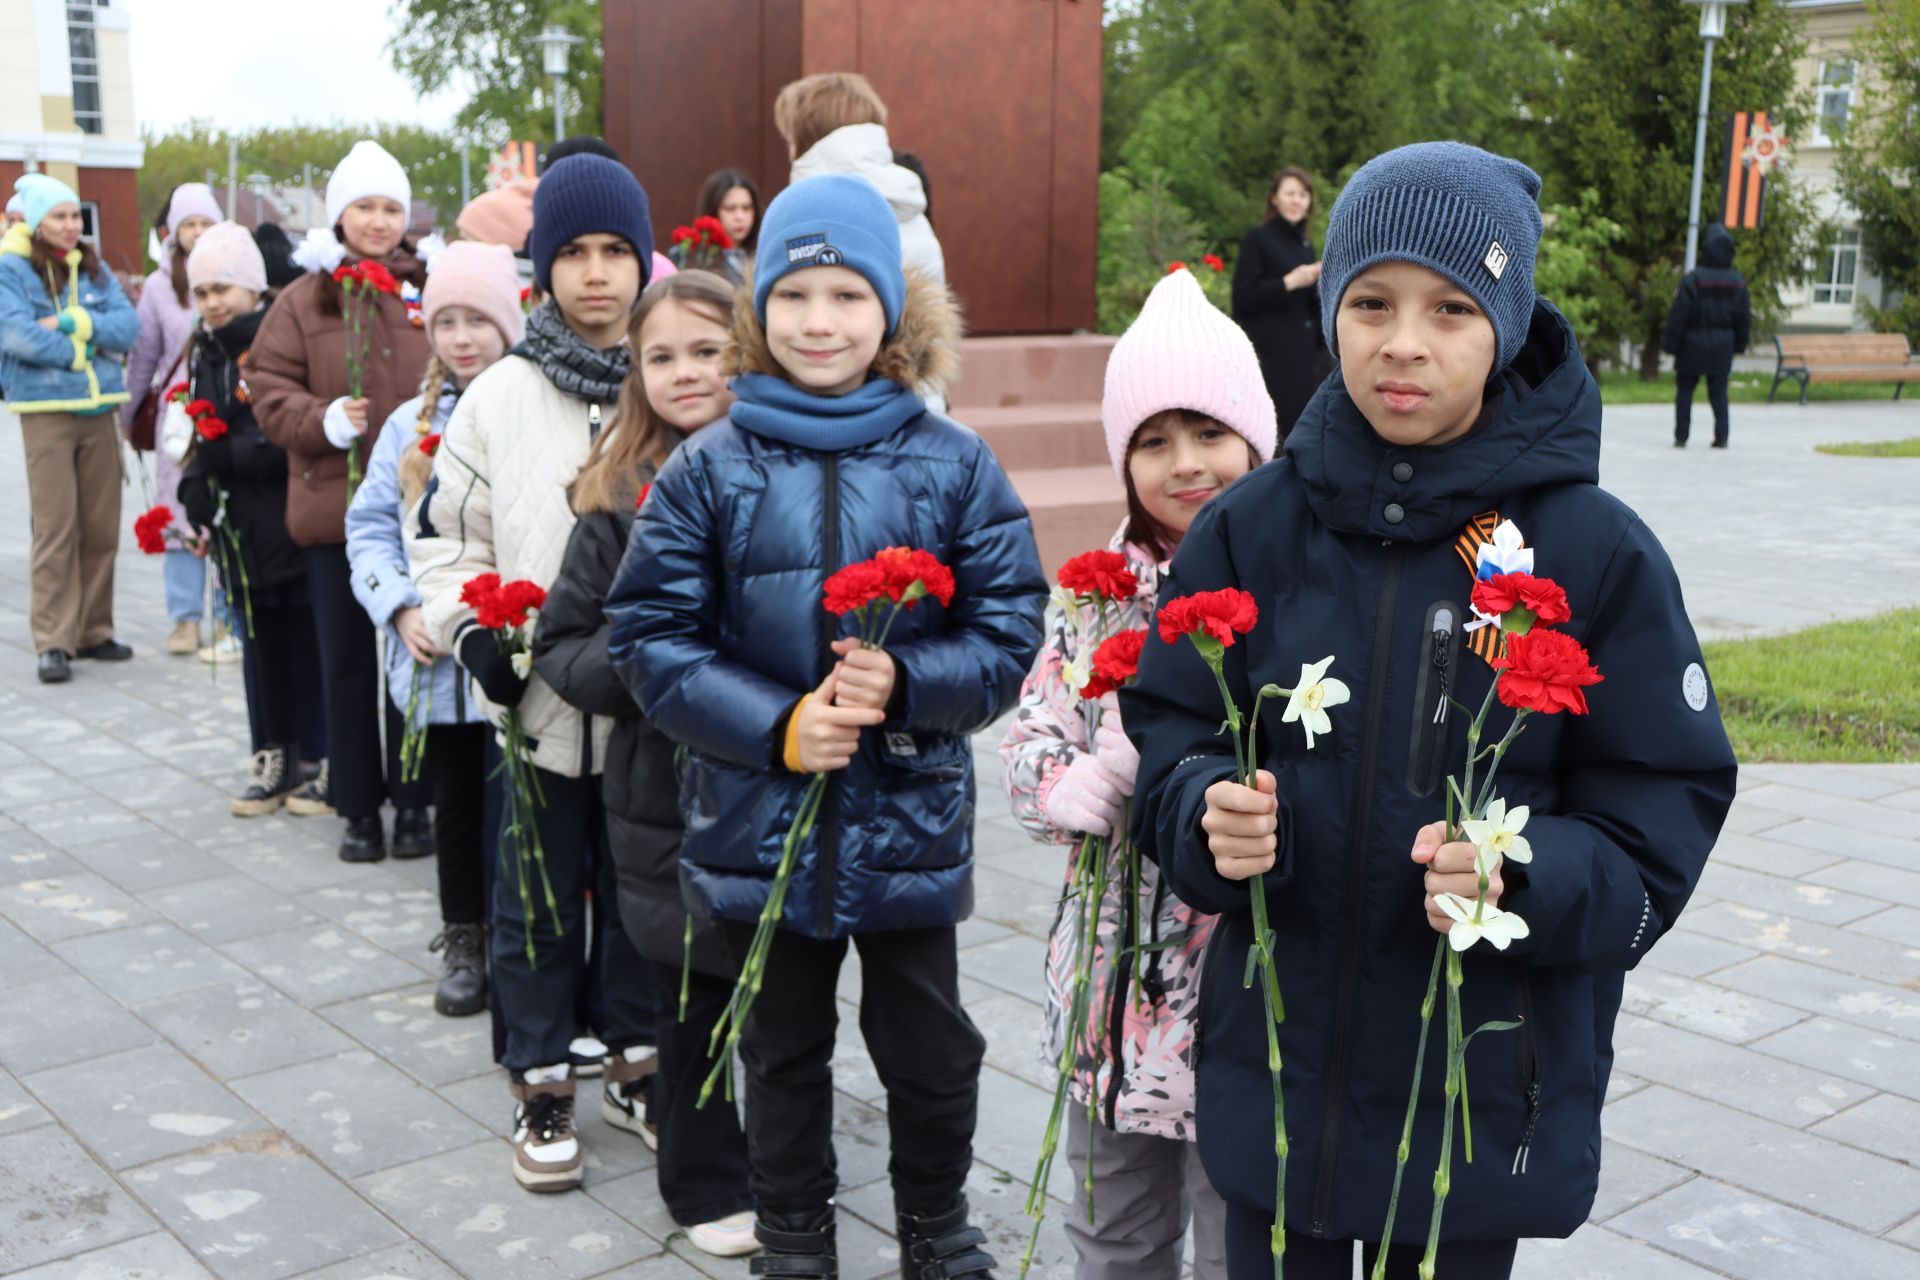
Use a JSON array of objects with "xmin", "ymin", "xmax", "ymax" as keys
[
  {"xmin": 1123, "ymin": 300, "xmax": 1737, "ymax": 1244},
  {"xmin": 1663, "ymin": 225, "xmax": 1751, "ymax": 378},
  {"xmin": 605, "ymin": 411, "xmax": 1046, "ymax": 940}
]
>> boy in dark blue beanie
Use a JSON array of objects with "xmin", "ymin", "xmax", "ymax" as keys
[
  {"xmin": 409, "ymin": 147, "xmax": 661, "ymax": 1196},
  {"xmin": 606, "ymin": 173, "xmax": 1047, "ymax": 1278},
  {"xmin": 1124, "ymin": 142, "xmax": 1736, "ymax": 1279}
]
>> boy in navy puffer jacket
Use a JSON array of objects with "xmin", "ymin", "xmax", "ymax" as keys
[
  {"xmin": 1124, "ymin": 143, "xmax": 1737, "ymax": 1280},
  {"xmin": 606, "ymin": 174, "xmax": 1046, "ymax": 1280}
]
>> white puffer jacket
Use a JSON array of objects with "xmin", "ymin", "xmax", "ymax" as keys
[
  {"xmin": 791, "ymin": 123, "xmax": 947, "ymax": 287},
  {"xmin": 407, "ymin": 354, "xmax": 614, "ymax": 777}
]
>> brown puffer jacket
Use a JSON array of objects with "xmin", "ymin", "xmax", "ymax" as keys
[{"xmin": 248, "ymin": 250, "xmax": 430, "ymax": 546}]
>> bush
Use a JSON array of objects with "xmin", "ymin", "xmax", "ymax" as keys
[{"xmin": 1097, "ymin": 168, "xmax": 1226, "ymax": 332}]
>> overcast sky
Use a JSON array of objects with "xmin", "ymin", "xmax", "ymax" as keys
[{"xmin": 122, "ymin": 0, "xmax": 465, "ymax": 136}]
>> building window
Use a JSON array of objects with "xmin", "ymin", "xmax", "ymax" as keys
[
  {"xmin": 1813, "ymin": 58, "xmax": 1856, "ymax": 144},
  {"xmin": 78, "ymin": 201, "xmax": 101, "ymax": 246},
  {"xmin": 68, "ymin": 2, "xmax": 104, "ymax": 135},
  {"xmin": 1812, "ymin": 229, "xmax": 1859, "ymax": 306}
]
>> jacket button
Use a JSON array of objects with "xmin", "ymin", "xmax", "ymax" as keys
[
  {"xmin": 1383, "ymin": 503, "xmax": 1406, "ymax": 525},
  {"xmin": 1392, "ymin": 462, "xmax": 1414, "ymax": 483}
]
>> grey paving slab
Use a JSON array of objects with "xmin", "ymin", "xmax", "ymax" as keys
[
  {"xmin": 1512, "ymin": 1224, "xmax": 1727, "ymax": 1280},
  {"xmin": 0, "ymin": 843, "xmax": 85, "ymax": 887},
  {"xmin": 1808, "ymin": 1093, "xmax": 1920, "ymax": 1167},
  {"xmin": 1752, "ymin": 1017, "xmax": 1920, "ymax": 1102},
  {"xmin": 65, "ymin": 832, "xmax": 243, "ymax": 895},
  {"xmin": 0, "ymin": 1127, "xmax": 158, "ymax": 1272},
  {"xmin": 303, "ymin": 881, "xmax": 445, "ymax": 954},
  {"xmin": 23, "ymin": 1042, "xmax": 268, "ymax": 1171},
  {"xmin": 1619, "ymin": 969, "xmax": 1808, "ymax": 1044},
  {"xmin": 1713, "ymin": 955, "xmax": 1920, "ymax": 1042},
  {"xmin": 1691, "ymin": 861, "xmax": 1887, "ymax": 927},
  {"xmin": 1732, "ymin": 784, "xmax": 1918, "ymax": 842},
  {"xmin": 1705, "ymin": 830, "xmax": 1846, "ymax": 879},
  {"xmin": 137, "ymin": 978, "xmax": 355, "ymax": 1080},
  {"xmin": 218, "ymin": 923, "xmax": 432, "ymax": 1006},
  {"xmin": 3, "ymin": 1231, "xmax": 217, "ymax": 1280},
  {"xmin": 956, "ymin": 932, "xmax": 1050, "ymax": 1006},
  {"xmin": 0, "ymin": 972, "xmax": 155, "ymax": 1075},
  {"xmin": 52, "ymin": 921, "xmax": 251, "ymax": 1006},
  {"xmin": 0, "ymin": 1066, "xmax": 49, "ymax": 1135},
  {"xmin": 1639, "ymin": 926, "xmax": 1757, "ymax": 979},
  {"xmin": 1748, "ymin": 817, "xmax": 1920, "ymax": 871},
  {"xmin": 1806, "ymin": 859, "xmax": 1920, "ymax": 906},
  {"xmin": 199, "ymin": 829, "xmax": 369, "ymax": 897},
  {"xmin": 1611, "ymin": 1177, "xmax": 1920, "ymax": 1280},
  {"xmin": 288, "ymin": 1242, "xmax": 466, "ymax": 1280},
  {"xmin": 1848, "ymin": 903, "xmax": 1920, "ymax": 948},
  {"xmin": 1743, "ymin": 764, "xmax": 1916, "ymax": 802},
  {"xmin": 1682, "ymin": 900, "xmax": 1920, "ymax": 985},
  {"xmin": 1589, "ymin": 1144, "xmax": 1696, "ymax": 1224},
  {"xmin": 0, "ymin": 766, "xmax": 105, "ymax": 812},
  {"xmin": 8, "ymin": 798, "xmax": 158, "ymax": 850},
  {"xmin": 0, "ymin": 872, "xmax": 156, "ymax": 942},
  {"xmin": 147, "ymin": 875, "xmax": 319, "ymax": 945},
  {"xmin": 232, "ymin": 1050, "xmax": 490, "ymax": 1179},
  {"xmin": 0, "ymin": 913, "xmax": 72, "ymax": 984},
  {"xmin": 122, "ymin": 1140, "xmax": 406, "ymax": 1280},
  {"xmin": 315, "ymin": 986, "xmax": 497, "ymax": 1088},
  {"xmin": 1611, "ymin": 1013, "xmax": 1870, "ymax": 1126},
  {"xmin": 584, "ymin": 1253, "xmax": 710, "ymax": 1280}
]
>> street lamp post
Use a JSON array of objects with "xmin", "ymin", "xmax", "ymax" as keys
[
  {"xmin": 1683, "ymin": 0, "xmax": 1747, "ymax": 273},
  {"xmin": 532, "ymin": 25, "xmax": 585, "ymax": 143}
]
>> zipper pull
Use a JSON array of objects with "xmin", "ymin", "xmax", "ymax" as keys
[
  {"xmin": 1511, "ymin": 1081, "xmax": 1542, "ymax": 1175},
  {"xmin": 1430, "ymin": 626, "xmax": 1452, "ymax": 725},
  {"xmin": 588, "ymin": 403, "xmax": 602, "ymax": 433}
]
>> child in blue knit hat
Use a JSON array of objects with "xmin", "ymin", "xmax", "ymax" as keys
[
  {"xmin": 606, "ymin": 172, "xmax": 1047, "ymax": 1279},
  {"xmin": 1123, "ymin": 142, "xmax": 1736, "ymax": 1278}
]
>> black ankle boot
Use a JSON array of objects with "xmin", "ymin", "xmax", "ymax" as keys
[
  {"xmin": 898, "ymin": 1197, "xmax": 996, "ymax": 1280},
  {"xmin": 430, "ymin": 923, "xmax": 487, "ymax": 1016},
  {"xmin": 338, "ymin": 813, "xmax": 386, "ymax": 863},
  {"xmin": 751, "ymin": 1207, "xmax": 836, "ymax": 1280},
  {"xmin": 392, "ymin": 807, "xmax": 434, "ymax": 859}
]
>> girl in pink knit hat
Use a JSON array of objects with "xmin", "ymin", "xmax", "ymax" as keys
[{"xmin": 999, "ymin": 266, "xmax": 1276, "ymax": 1280}]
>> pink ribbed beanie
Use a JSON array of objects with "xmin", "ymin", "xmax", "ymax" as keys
[
  {"xmin": 1101, "ymin": 268, "xmax": 1277, "ymax": 479},
  {"xmin": 424, "ymin": 241, "xmax": 525, "ymax": 346},
  {"xmin": 186, "ymin": 222, "xmax": 268, "ymax": 295},
  {"xmin": 455, "ymin": 179, "xmax": 536, "ymax": 250}
]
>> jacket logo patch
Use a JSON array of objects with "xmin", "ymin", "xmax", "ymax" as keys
[
  {"xmin": 1682, "ymin": 662, "xmax": 1710, "ymax": 712},
  {"xmin": 1483, "ymin": 240, "xmax": 1509, "ymax": 280},
  {"xmin": 884, "ymin": 732, "xmax": 919, "ymax": 758},
  {"xmin": 785, "ymin": 233, "xmax": 842, "ymax": 267}
]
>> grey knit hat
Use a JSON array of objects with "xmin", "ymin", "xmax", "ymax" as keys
[{"xmin": 1320, "ymin": 142, "xmax": 1543, "ymax": 371}]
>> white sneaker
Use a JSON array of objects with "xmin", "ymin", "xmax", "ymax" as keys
[
  {"xmin": 569, "ymin": 1034, "xmax": 609, "ymax": 1078},
  {"xmin": 197, "ymin": 633, "xmax": 242, "ymax": 664},
  {"xmin": 687, "ymin": 1211, "xmax": 761, "ymax": 1258}
]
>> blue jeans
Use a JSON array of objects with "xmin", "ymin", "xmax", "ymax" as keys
[{"xmin": 161, "ymin": 549, "xmax": 231, "ymax": 626}]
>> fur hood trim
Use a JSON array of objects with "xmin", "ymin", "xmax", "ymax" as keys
[{"xmin": 724, "ymin": 266, "xmax": 961, "ymax": 396}]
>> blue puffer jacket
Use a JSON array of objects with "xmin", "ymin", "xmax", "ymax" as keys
[
  {"xmin": 1123, "ymin": 300, "xmax": 1737, "ymax": 1244},
  {"xmin": 605, "ymin": 398, "xmax": 1047, "ymax": 940},
  {"xmin": 345, "ymin": 390, "xmax": 486, "ymax": 727},
  {"xmin": 0, "ymin": 222, "xmax": 136, "ymax": 414}
]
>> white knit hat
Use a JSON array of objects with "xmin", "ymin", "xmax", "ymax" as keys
[
  {"xmin": 1101, "ymin": 268, "xmax": 1278, "ymax": 480},
  {"xmin": 325, "ymin": 140, "xmax": 411, "ymax": 229}
]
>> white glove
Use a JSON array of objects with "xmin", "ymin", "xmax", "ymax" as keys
[
  {"xmin": 1043, "ymin": 753, "xmax": 1126, "ymax": 838},
  {"xmin": 1092, "ymin": 694, "xmax": 1140, "ymax": 797},
  {"xmin": 322, "ymin": 397, "xmax": 361, "ymax": 450},
  {"xmin": 159, "ymin": 399, "xmax": 194, "ymax": 463}
]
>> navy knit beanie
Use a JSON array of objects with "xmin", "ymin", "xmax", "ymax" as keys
[
  {"xmin": 1321, "ymin": 142, "xmax": 1543, "ymax": 371},
  {"xmin": 529, "ymin": 154, "xmax": 653, "ymax": 291},
  {"xmin": 753, "ymin": 174, "xmax": 906, "ymax": 335}
]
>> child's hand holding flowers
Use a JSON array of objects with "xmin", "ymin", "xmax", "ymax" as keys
[
  {"xmin": 1410, "ymin": 821, "xmax": 1505, "ymax": 938},
  {"xmin": 793, "ymin": 667, "xmax": 884, "ymax": 772},
  {"xmin": 827, "ymin": 635, "xmax": 896, "ymax": 711},
  {"xmin": 1203, "ymin": 771, "xmax": 1280, "ymax": 880}
]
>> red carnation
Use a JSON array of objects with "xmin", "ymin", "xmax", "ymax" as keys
[
  {"xmin": 634, "ymin": 482, "xmax": 652, "ymax": 511},
  {"xmin": 1493, "ymin": 628, "xmax": 1604, "ymax": 716},
  {"xmin": 519, "ymin": 287, "xmax": 533, "ymax": 304},
  {"xmin": 195, "ymin": 417, "xmax": 229, "ymax": 441},
  {"xmin": 419, "ymin": 433, "xmax": 442, "ymax": 457},
  {"xmin": 1201, "ymin": 253, "xmax": 1226, "ymax": 272},
  {"xmin": 483, "ymin": 579, "xmax": 546, "ymax": 630},
  {"xmin": 823, "ymin": 560, "xmax": 890, "ymax": 616},
  {"xmin": 133, "ymin": 505, "xmax": 174, "ymax": 555},
  {"xmin": 1080, "ymin": 627, "xmax": 1149, "ymax": 700},
  {"xmin": 165, "ymin": 381, "xmax": 189, "ymax": 402},
  {"xmin": 873, "ymin": 546, "xmax": 956, "ymax": 608},
  {"xmin": 357, "ymin": 262, "xmax": 400, "ymax": 296},
  {"xmin": 184, "ymin": 399, "xmax": 216, "ymax": 419},
  {"xmin": 1058, "ymin": 549, "xmax": 1138, "ymax": 604},
  {"xmin": 693, "ymin": 215, "xmax": 734, "ymax": 250},
  {"xmin": 460, "ymin": 572, "xmax": 502, "ymax": 613},
  {"xmin": 1157, "ymin": 588, "xmax": 1259, "ymax": 650},
  {"xmin": 1472, "ymin": 572, "xmax": 1571, "ymax": 628},
  {"xmin": 671, "ymin": 226, "xmax": 695, "ymax": 245},
  {"xmin": 332, "ymin": 263, "xmax": 357, "ymax": 286},
  {"xmin": 1167, "ymin": 261, "xmax": 1187, "ymax": 274}
]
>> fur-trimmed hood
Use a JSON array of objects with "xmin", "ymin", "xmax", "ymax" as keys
[{"xmin": 723, "ymin": 266, "xmax": 962, "ymax": 397}]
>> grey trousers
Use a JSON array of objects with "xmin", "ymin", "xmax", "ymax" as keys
[{"xmin": 1065, "ymin": 1120, "xmax": 1229, "ymax": 1280}]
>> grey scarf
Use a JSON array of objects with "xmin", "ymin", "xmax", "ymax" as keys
[{"xmin": 517, "ymin": 299, "xmax": 630, "ymax": 405}]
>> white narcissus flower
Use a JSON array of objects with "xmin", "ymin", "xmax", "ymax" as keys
[
  {"xmin": 1462, "ymin": 797, "xmax": 1533, "ymax": 872},
  {"xmin": 1437, "ymin": 893, "xmax": 1530, "ymax": 951},
  {"xmin": 510, "ymin": 649, "xmax": 532, "ymax": 679},
  {"xmin": 1475, "ymin": 518, "xmax": 1534, "ymax": 579},
  {"xmin": 1281, "ymin": 656, "xmax": 1350, "ymax": 750},
  {"xmin": 1049, "ymin": 585, "xmax": 1079, "ymax": 614},
  {"xmin": 1061, "ymin": 656, "xmax": 1091, "ymax": 694}
]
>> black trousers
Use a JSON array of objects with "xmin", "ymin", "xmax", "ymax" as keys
[
  {"xmin": 303, "ymin": 543, "xmax": 429, "ymax": 818},
  {"xmin": 236, "ymin": 581, "xmax": 324, "ymax": 760},
  {"xmin": 1223, "ymin": 1204, "xmax": 1516, "ymax": 1280},
  {"xmin": 491, "ymin": 766, "xmax": 656, "ymax": 1071},
  {"xmin": 651, "ymin": 960, "xmax": 754, "ymax": 1226},
  {"xmin": 722, "ymin": 921, "xmax": 985, "ymax": 1217},
  {"xmin": 425, "ymin": 721, "xmax": 490, "ymax": 926},
  {"xmin": 1676, "ymin": 372, "xmax": 1730, "ymax": 446}
]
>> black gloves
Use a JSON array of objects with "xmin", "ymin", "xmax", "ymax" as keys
[{"xmin": 458, "ymin": 627, "xmax": 529, "ymax": 708}]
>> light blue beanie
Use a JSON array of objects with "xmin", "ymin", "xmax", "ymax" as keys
[
  {"xmin": 753, "ymin": 174, "xmax": 906, "ymax": 335},
  {"xmin": 1320, "ymin": 142, "xmax": 1543, "ymax": 371},
  {"xmin": 14, "ymin": 174, "xmax": 81, "ymax": 233}
]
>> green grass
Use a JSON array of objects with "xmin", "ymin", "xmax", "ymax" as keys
[
  {"xmin": 1598, "ymin": 370, "xmax": 1909, "ymax": 405},
  {"xmin": 1815, "ymin": 437, "xmax": 1920, "ymax": 457},
  {"xmin": 1702, "ymin": 610, "xmax": 1920, "ymax": 763}
]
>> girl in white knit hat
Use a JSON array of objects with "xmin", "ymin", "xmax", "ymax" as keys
[{"xmin": 999, "ymin": 267, "xmax": 1277, "ymax": 1280}]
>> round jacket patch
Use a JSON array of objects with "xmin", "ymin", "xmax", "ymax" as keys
[{"xmin": 1682, "ymin": 662, "xmax": 1710, "ymax": 712}]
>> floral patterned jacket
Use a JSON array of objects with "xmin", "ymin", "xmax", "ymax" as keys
[{"xmin": 998, "ymin": 527, "xmax": 1217, "ymax": 1141}]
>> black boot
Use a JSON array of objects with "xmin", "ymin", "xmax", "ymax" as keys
[
  {"xmin": 898, "ymin": 1198, "xmax": 996, "ymax": 1280},
  {"xmin": 750, "ymin": 1207, "xmax": 836, "ymax": 1280},
  {"xmin": 338, "ymin": 813, "xmax": 386, "ymax": 863},
  {"xmin": 430, "ymin": 923, "xmax": 487, "ymax": 1017},
  {"xmin": 392, "ymin": 807, "xmax": 434, "ymax": 859}
]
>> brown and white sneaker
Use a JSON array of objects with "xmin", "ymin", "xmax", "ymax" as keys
[
  {"xmin": 601, "ymin": 1045, "xmax": 658, "ymax": 1150},
  {"xmin": 509, "ymin": 1067, "xmax": 581, "ymax": 1192},
  {"xmin": 167, "ymin": 619, "xmax": 201, "ymax": 656}
]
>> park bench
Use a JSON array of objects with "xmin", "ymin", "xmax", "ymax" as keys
[{"xmin": 1769, "ymin": 333, "xmax": 1920, "ymax": 404}]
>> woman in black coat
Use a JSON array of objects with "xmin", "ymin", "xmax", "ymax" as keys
[
  {"xmin": 1232, "ymin": 166, "xmax": 1329, "ymax": 438},
  {"xmin": 1663, "ymin": 224, "xmax": 1751, "ymax": 448}
]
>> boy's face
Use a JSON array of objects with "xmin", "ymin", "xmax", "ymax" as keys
[
  {"xmin": 549, "ymin": 233, "xmax": 643, "ymax": 349},
  {"xmin": 1335, "ymin": 261, "xmax": 1497, "ymax": 449},
  {"xmin": 764, "ymin": 264, "xmax": 886, "ymax": 397}
]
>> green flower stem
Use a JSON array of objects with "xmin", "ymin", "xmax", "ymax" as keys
[
  {"xmin": 400, "ymin": 663, "xmax": 432, "ymax": 785},
  {"xmin": 1083, "ymin": 834, "xmax": 1111, "ymax": 1223},
  {"xmin": 678, "ymin": 915, "xmax": 693, "ymax": 1022},
  {"xmin": 1369, "ymin": 939, "xmax": 1446, "ymax": 1280},
  {"xmin": 1419, "ymin": 951, "xmax": 1466, "ymax": 1280}
]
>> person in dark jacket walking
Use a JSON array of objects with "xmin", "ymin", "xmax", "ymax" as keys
[
  {"xmin": 1123, "ymin": 143, "xmax": 1737, "ymax": 1280},
  {"xmin": 606, "ymin": 174, "xmax": 1047, "ymax": 1280},
  {"xmin": 177, "ymin": 224, "xmax": 318, "ymax": 817},
  {"xmin": 1663, "ymin": 224, "xmax": 1751, "ymax": 448},
  {"xmin": 1232, "ymin": 167, "xmax": 1329, "ymax": 439}
]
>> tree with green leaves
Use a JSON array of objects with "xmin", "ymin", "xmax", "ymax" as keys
[
  {"xmin": 387, "ymin": 0, "xmax": 602, "ymax": 142},
  {"xmin": 1833, "ymin": 0, "xmax": 1920, "ymax": 344}
]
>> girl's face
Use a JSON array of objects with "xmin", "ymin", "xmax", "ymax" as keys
[
  {"xmin": 193, "ymin": 282, "xmax": 261, "ymax": 329},
  {"xmin": 39, "ymin": 204, "xmax": 84, "ymax": 253},
  {"xmin": 639, "ymin": 298, "xmax": 733, "ymax": 431},
  {"xmin": 430, "ymin": 305, "xmax": 508, "ymax": 390},
  {"xmin": 549, "ymin": 233, "xmax": 643, "ymax": 349},
  {"xmin": 1273, "ymin": 177, "xmax": 1312, "ymax": 226},
  {"xmin": 1128, "ymin": 412, "xmax": 1255, "ymax": 547},
  {"xmin": 1335, "ymin": 260, "xmax": 1496, "ymax": 449},
  {"xmin": 717, "ymin": 186, "xmax": 756, "ymax": 245},
  {"xmin": 765, "ymin": 265, "xmax": 886, "ymax": 397},
  {"xmin": 175, "ymin": 216, "xmax": 215, "ymax": 256},
  {"xmin": 339, "ymin": 196, "xmax": 407, "ymax": 261}
]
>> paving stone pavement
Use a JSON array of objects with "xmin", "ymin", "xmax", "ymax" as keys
[{"xmin": 1, "ymin": 400, "xmax": 1916, "ymax": 1280}]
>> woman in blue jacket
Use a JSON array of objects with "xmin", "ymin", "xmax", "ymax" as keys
[
  {"xmin": 1123, "ymin": 144, "xmax": 1738, "ymax": 1278},
  {"xmin": 607, "ymin": 174, "xmax": 1046, "ymax": 1280},
  {"xmin": 0, "ymin": 174, "xmax": 138, "ymax": 683}
]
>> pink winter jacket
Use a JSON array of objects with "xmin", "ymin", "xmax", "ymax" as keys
[
  {"xmin": 126, "ymin": 269, "xmax": 195, "ymax": 525},
  {"xmin": 998, "ymin": 528, "xmax": 1216, "ymax": 1141}
]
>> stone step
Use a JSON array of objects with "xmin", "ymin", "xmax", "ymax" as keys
[
  {"xmin": 952, "ymin": 334, "xmax": 1115, "ymax": 409},
  {"xmin": 965, "ymin": 402, "xmax": 1110, "ymax": 472},
  {"xmin": 1005, "ymin": 464, "xmax": 1127, "ymax": 579}
]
